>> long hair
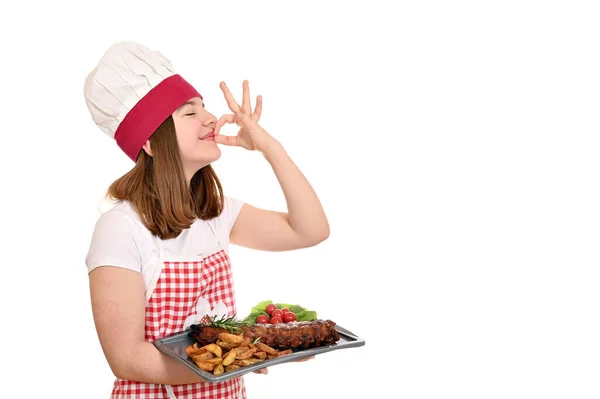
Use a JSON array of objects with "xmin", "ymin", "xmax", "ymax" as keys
[{"xmin": 107, "ymin": 116, "xmax": 224, "ymax": 239}]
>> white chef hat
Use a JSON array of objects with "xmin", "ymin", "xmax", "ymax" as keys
[{"xmin": 83, "ymin": 41, "xmax": 202, "ymax": 162}]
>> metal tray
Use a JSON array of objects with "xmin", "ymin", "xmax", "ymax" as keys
[{"xmin": 152, "ymin": 325, "xmax": 366, "ymax": 383}]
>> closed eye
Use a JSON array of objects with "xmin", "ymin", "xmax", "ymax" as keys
[{"xmin": 185, "ymin": 113, "xmax": 196, "ymax": 116}]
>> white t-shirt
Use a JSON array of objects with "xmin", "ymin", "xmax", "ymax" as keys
[{"xmin": 85, "ymin": 196, "xmax": 245, "ymax": 290}]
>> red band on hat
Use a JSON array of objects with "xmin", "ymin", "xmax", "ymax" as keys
[{"xmin": 114, "ymin": 74, "xmax": 202, "ymax": 162}]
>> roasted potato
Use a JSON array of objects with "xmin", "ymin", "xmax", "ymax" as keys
[
  {"xmin": 192, "ymin": 352, "xmax": 214, "ymax": 362},
  {"xmin": 256, "ymin": 342, "xmax": 278, "ymax": 355},
  {"xmin": 194, "ymin": 359, "xmax": 216, "ymax": 372},
  {"xmin": 222, "ymin": 350, "xmax": 237, "ymax": 366},
  {"xmin": 186, "ymin": 346, "xmax": 206, "ymax": 357},
  {"xmin": 216, "ymin": 339, "xmax": 238, "ymax": 350},
  {"xmin": 236, "ymin": 348, "xmax": 258, "ymax": 360},
  {"xmin": 213, "ymin": 364, "xmax": 224, "ymax": 375},
  {"xmin": 219, "ymin": 332, "xmax": 245, "ymax": 344},
  {"xmin": 202, "ymin": 343, "xmax": 222, "ymax": 358},
  {"xmin": 188, "ymin": 333, "xmax": 300, "ymax": 375}
]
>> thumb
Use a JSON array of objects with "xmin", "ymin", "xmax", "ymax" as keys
[{"xmin": 214, "ymin": 134, "xmax": 238, "ymax": 146}]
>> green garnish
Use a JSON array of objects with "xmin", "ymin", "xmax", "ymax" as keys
[
  {"xmin": 200, "ymin": 314, "xmax": 250, "ymax": 334},
  {"xmin": 242, "ymin": 300, "xmax": 319, "ymax": 323}
]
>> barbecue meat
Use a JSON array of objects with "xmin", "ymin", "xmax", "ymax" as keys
[{"xmin": 189, "ymin": 320, "xmax": 341, "ymax": 350}]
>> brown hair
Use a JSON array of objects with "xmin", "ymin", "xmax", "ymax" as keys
[{"xmin": 107, "ymin": 116, "xmax": 224, "ymax": 239}]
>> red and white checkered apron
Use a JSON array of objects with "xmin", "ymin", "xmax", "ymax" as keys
[{"xmin": 111, "ymin": 226, "xmax": 246, "ymax": 399}]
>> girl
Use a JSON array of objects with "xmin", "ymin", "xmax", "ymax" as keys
[{"xmin": 83, "ymin": 41, "xmax": 329, "ymax": 399}]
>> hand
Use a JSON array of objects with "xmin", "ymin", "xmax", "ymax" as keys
[
  {"xmin": 214, "ymin": 80, "xmax": 273, "ymax": 153},
  {"xmin": 294, "ymin": 355, "xmax": 315, "ymax": 362},
  {"xmin": 253, "ymin": 368, "xmax": 268, "ymax": 375}
]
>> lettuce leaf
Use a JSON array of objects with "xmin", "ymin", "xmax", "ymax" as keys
[
  {"xmin": 241, "ymin": 309, "xmax": 269, "ymax": 324},
  {"xmin": 275, "ymin": 303, "xmax": 306, "ymax": 314},
  {"xmin": 295, "ymin": 310, "xmax": 318, "ymax": 321},
  {"xmin": 252, "ymin": 300, "xmax": 274, "ymax": 312},
  {"xmin": 243, "ymin": 300, "xmax": 318, "ymax": 323}
]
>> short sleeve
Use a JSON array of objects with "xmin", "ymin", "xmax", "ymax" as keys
[
  {"xmin": 85, "ymin": 209, "xmax": 143, "ymax": 274},
  {"xmin": 223, "ymin": 196, "xmax": 245, "ymax": 233}
]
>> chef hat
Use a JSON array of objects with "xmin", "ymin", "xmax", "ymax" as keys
[{"xmin": 83, "ymin": 41, "xmax": 202, "ymax": 162}]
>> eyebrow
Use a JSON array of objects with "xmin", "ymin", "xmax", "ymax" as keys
[{"xmin": 178, "ymin": 100, "xmax": 205, "ymax": 112}]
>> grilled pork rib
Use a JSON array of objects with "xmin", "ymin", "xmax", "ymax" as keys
[{"xmin": 189, "ymin": 320, "xmax": 341, "ymax": 350}]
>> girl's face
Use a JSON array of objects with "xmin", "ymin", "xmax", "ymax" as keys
[{"xmin": 172, "ymin": 96, "xmax": 221, "ymax": 180}]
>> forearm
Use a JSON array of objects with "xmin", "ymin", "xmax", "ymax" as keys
[
  {"xmin": 116, "ymin": 341, "xmax": 205, "ymax": 385},
  {"xmin": 262, "ymin": 137, "xmax": 330, "ymax": 242}
]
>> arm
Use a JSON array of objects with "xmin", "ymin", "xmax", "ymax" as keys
[
  {"xmin": 215, "ymin": 80, "xmax": 330, "ymax": 251},
  {"xmin": 89, "ymin": 266, "xmax": 206, "ymax": 384},
  {"xmin": 231, "ymin": 140, "xmax": 329, "ymax": 251}
]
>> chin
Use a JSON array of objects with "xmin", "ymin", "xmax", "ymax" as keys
[{"xmin": 198, "ymin": 147, "xmax": 222, "ymax": 167}]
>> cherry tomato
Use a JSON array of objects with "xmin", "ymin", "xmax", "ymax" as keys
[
  {"xmin": 256, "ymin": 315, "xmax": 270, "ymax": 324},
  {"xmin": 265, "ymin": 304, "xmax": 277, "ymax": 316},
  {"xmin": 283, "ymin": 312, "xmax": 296, "ymax": 323},
  {"xmin": 281, "ymin": 307, "xmax": 290, "ymax": 315},
  {"xmin": 270, "ymin": 316, "xmax": 283, "ymax": 324},
  {"xmin": 271, "ymin": 309, "xmax": 284, "ymax": 319}
]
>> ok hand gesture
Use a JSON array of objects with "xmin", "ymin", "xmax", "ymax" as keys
[{"xmin": 214, "ymin": 80, "xmax": 273, "ymax": 153}]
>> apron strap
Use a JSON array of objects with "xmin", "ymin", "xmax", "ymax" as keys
[
  {"xmin": 145, "ymin": 236, "xmax": 165, "ymax": 302},
  {"xmin": 165, "ymin": 385, "xmax": 177, "ymax": 399},
  {"xmin": 206, "ymin": 220, "xmax": 223, "ymax": 248}
]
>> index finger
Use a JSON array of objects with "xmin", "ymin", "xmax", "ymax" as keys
[
  {"xmin": 241, "ymin": 80, "xmax": 251, "ymax": 114},
  {"xmin": 219, "ymin": 82, "xmax": 241, "ymax": 113},
  {"xmin": 214, "ymin": 114, "xmax": 235, "ymax": 135}
]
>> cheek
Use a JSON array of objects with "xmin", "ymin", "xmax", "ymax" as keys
[{"xmin": 175, "ymin": 121, "xmax": 202, "ymax": 148}]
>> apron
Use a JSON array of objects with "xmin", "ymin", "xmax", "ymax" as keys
[{"xmin": 111, "ymin": 222, "xmax": 247, "ymax": 399}]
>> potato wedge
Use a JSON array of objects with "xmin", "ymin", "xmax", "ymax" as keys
[
  {"xmin": 193, "ymin": 359, "xmax": 215, "ymax": 372},
  {"xmin": 216, "ymin": 339, "xmax": 238, "ymax": 350},
  {"xmin": 206, "ymin": 357, "xmax": 223, "ymax": 366},
  {"xmin": 186, "ymin": 345, "xmax": 207, "ymax": 357},
  {"xmin": 225, "ymin": 364, "xmax": 241, "ymax": 372},
  {"xmin": 256, "ymin": 342, "xmax": 278, "ymax": 355},
  {"xmin": 222, "ymin": 349, "xmax": 237, "ymax": 367},
  {"xmin": 277, "ymin": 349, "xmax": 293, "ymax": 356},
  {"xmin": 219, "ymin": 332, "xmax": 245, "ymax": 344},
  {"xmin": 236, "ymin": 348, "xmax": 257, "ymax": 360},
  {"xmin": 213, "ymin": 364, "xmax": 224, "ymax": 375},
  {"xmin": 192, "ymin": 352, "xmax": 214, "ymax": 362},
  {"xmin": 202, "ymin": 343, "xmax": 222, "ymax": 358},
  {"xmin": 253, "ymin": 351, "xmax": 267, "ymax": 360},
  {"xmin": 234, "ymin": 346, "xmax": 250, "ymax": 356},
  {"xmin": 232, "ymin": 359, "xmax": 253, "ymax": 367}
]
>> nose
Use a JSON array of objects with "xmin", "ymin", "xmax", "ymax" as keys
[{"xmin": 203, "ymin": 111, "xmax": 217, "ymax": 128}]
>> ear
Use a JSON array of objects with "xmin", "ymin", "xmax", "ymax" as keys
[{"xmin": 142, "ymin": 140, "xmax": 153, "ymax": 157}]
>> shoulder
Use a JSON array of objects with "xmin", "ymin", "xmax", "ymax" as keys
[
  {"xmin": 219, "ymin": 196, "xmax": 245, "ymax": 231},
  {"xmin": 86, "ymin": 201, "xmax": 148, "ymax": 273},
  {"xmin": 98, "ymin": 200, "xmax": 141, "ymax": 223}
]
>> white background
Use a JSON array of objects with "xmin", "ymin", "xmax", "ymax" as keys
[{"xmin": 1, "ymin": 1, "xmax": 599, "ymax": 398}]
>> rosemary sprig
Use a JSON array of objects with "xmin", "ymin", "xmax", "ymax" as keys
[
  {"xmin": 200, "ymin": 314, "xmax": 250, "ymax": 334},
  {"xmin": 252, "ymin": 337, "xmax": 261, "ymax": 345}
]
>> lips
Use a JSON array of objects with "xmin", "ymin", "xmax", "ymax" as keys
[{"xmin": 201, "ymin": 131, "xmax": 215, "ymax": 141}]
